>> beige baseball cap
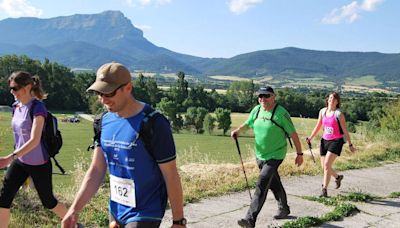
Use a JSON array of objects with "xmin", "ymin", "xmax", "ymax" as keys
[{"xmin": 87, "ymin": 62, "xmax": 132, "ymax": 94}]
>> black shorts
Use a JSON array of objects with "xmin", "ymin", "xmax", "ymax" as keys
[{"xmin": 320, "ymin": 138, "xmax": 345, "ymax": 156}]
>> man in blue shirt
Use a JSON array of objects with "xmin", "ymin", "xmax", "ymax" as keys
[{"xmin": 62, "ymin": 62, "xmax": 186, "ymax": 228}]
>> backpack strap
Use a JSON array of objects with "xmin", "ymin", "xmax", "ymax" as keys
[
  {"xmin": 255, "ymin": 105, "xmax": 261, "ymax": 120},
  {"xmin": 11, "ymin": 101, "xmax": 18, "ymax": 117},
  {"xmin": 335, "ymin": 109, "xmax": 344, "ymax": 135},
  {"xmin": 139, "ymin": 105, "xmax": 163, "ymax": 161},
  {"xmin": 29, "ymin": 100, "xmax": 36, "ymax": 121},
  {"xmin": 269, "ymin": 104, "xmax": 293, "ymax": 148},
  {"xmin": 88, "ymin": 111, "xmax": 107, "ymax": 151}
]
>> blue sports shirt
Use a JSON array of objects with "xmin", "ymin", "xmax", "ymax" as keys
[{"xmin": 98, "ymin": 104, "xmax": 176, "ymax": 224}]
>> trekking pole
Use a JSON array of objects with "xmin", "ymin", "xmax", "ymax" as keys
[
  {"xmin": 234, "ymin": 137, "xmax": 252, "ymax": 201},
  {"xmin": 306, "ymin": 137, "xmax": 316, "ymax": 163}
]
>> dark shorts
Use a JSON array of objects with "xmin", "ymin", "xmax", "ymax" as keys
[{"xmin": 320, "ymin": 138, "xmax": 345, "ymax": 156}]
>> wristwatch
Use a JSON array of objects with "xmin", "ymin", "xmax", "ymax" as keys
[{"xmin": 173, "ymin": 218, "xmax": 187, "ymax": 225}]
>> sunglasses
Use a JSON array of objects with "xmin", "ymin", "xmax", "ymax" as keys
[
  {"xmin": 10, "ymin": 86, "xmax": 22, "ymax": 92},
  {"xmin": 258, "ymin": 94, "xmax": 273, "ymax": 99},
  {"xmin": 96, "ymin": 84, "xmax": 127, "ymax": 98}
]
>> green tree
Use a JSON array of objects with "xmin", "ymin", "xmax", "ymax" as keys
[
  {"xmin": 145, "ymin": 79, "xmax": 161, "ymax": 106},
  {"xmin": 215, "ymin": 108, "xmax": 232, "ymax": 135},
  {"xmin": 226, "ymin": 80, "xmax": 256, "ymax": 112},
  {"xmin": 73, "ymin": 72, "xmax": 96, "ymax": 112},
  {"xmin": 203, "ymin": 114, "xmax": 216, "ymax": 135},
  {"xmin": 171, "ymin": 71, "xmax": 188, "ymax": 111},
  {"xmin": 184, "ymin": 107, "xmax": 208, "ymax": 133},
  {"xmin": 157, "ymin": 97, "xmax": 183, "ymax": 133},
  {"xmin": 132, "ymin": 73, "xmax": 149, "ymax": 102},
  {"xmin": 183, "ymin": 85, "xmax": 210, "ymax": 109}
]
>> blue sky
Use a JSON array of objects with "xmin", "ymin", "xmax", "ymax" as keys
[{"xmin": 0, "ymin": 0, "xmax": 398, "ymax": 58}]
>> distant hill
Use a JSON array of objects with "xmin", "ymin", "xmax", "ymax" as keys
[
  {"xmin": 0, "ymin": 11, "xmax": 399, "ymax": 83},
  {"xmin": 205, "ymin": 47, "xmax": 400, "ymax": 82}
]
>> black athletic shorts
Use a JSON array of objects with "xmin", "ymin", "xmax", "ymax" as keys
[{"xmin": 320, "ymin": 138, "xmax": 345, "ymax": 156}]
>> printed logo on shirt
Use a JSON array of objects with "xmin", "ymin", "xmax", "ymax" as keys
[
  {"xmin": 259, "ymin": 116, "xmax": 271, "ymax": 121},
  {"xmin": 325, "ymin": 126, "xmax": 334, "ymax": 135},
  {"xmin": 103, "ymin": 134, "xmax": 137, "ymax": 151}
]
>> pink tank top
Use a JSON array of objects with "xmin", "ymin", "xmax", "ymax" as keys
[{"xmin": 322, "ymin": 109, "xmax": 343, "ymax": 140}]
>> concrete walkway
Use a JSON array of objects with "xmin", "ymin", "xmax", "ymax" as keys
[
  {"xmin": 78, "ymin": 113, "xmax": 94, "ymax": 122},
  {"xmin": 161, "ymin": 163, "xmax": 400, "ymax": 227}
]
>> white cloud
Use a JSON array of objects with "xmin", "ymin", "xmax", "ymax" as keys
[
  {"xmin": 322, "ymin": 0, "xmax": 384, "ymax": 24},
  {"xmin": 228, "ymin": 0, "xmax": 264, "ymax": 15},
  {"xmin": 125, "ymin": 0, "xmax": 171, "ymax": 7},
  {"xmin": 135, "ymin": 24, "xmax": 152, "ymax": 30},
  {"xmin": 361, "ymin": 0, "xmax": 384, "ymax": 11},
  {"xmin": 0, "ymin": 0, "xmax": 42, "ymax": 18}
]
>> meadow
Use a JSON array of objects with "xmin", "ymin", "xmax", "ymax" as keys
[{"xmin": 0, "ymin": 110, "xmax": 399, "ymax": 227}]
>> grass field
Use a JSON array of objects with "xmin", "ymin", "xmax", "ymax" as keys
[
  {"xmin": 208, "ymin": 75, "xmax": 252, "ymax": 81},
  {"xmin": 341, "ymin": 85, "xmax": 391, "ymax": 93},
  {"xmin": 345, "ymin": 75, "xmax": 381, "ymax": 87}
]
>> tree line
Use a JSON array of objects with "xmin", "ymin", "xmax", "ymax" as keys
[{"xmin": 1, "ymin": 55, "xmax": 398, "ymax": 135}]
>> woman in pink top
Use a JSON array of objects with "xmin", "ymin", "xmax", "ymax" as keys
[{"xmin": 307, "ymin": 92, "xmax": 356, "ymax": 197}]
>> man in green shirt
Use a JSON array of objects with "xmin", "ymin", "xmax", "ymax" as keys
[{"xmin": 231, "ymin": 86, "xmax": 303, "ymax": 228}]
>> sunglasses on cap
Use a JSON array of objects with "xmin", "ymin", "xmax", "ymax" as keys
[
  {"xmin": 96, "ymin": 84, "xmax": 127, "ymax": 98},
  {"xmin": 258, "ymin": 93, "xmax": 273, "ymax": 99},
  {"xmin": 9, "ymin": 85, "xmax": 22, "ymax": 92}
]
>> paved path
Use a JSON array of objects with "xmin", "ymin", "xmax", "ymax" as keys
[
  {"xmin": 78, "ymin": 113, "xmax": 94, "ymax": 122},
  {"xmin": 161, "ymin": 163, "xmax": 400, "ymax": 227}
]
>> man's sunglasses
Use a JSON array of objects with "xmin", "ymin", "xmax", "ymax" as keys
[
  {"xmin": 9, "ymin": 86, "xmax": 22, "ymax": 92},
  {"xmin": 96, "ymin": 84, "xmax": 127, "ymax": 98},
  {"xmin": 258, "ymin": 94, "xmax": 273, "ymax": 99}
]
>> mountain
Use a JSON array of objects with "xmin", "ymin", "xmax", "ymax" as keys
[
  {"xmin": 0, "ymin": 10, "xmax": 215, "ymax": 73},
  {"xmin": 0, "ymin": 11, "xmax": 399, "ymax": 83}
]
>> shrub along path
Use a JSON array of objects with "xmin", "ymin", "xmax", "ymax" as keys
[{"xmin": 161, "ymin": 163, "xmax": 400, "ymax": 227}]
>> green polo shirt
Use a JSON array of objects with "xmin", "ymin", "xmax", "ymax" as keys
[{"xmin": 245, "ymin": 104, "xmax": 296, "ymax": 161}]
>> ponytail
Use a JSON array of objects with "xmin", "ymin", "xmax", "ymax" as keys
[
  {"xmin": 31, "ymin": 75, "xmax": 47, "ymax": 100},
  {"xmin": 8, "ymin": 71, "xmax": 47, "ymax": 100}
]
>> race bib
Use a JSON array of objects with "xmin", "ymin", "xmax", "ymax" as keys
[
  {"xmin": 110, "ymin": 175, "xmax": 136, "ymax": 208},
  {"xmin": 325, "ymin": 126, "xmax": 334, "ymax": 135}
]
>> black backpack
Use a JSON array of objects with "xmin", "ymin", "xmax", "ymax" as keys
[
  {"xmin": 12, "ymin": 100, "xmax": 65, "ymax": 174},
  {"xmin": 255, "ymin": 104, "xmax": 293, "ymax": 148},
  {"xmin": 88, "ymin": 105, "xmax": 164, "ymax": 161}
]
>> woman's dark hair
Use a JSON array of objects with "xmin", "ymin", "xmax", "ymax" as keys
[
  {"xmin": 8, "ymin": 71, "xmax": 47, "ymax": 100},
  {"xmin": 325, "ymin": 92, "xmax": 340, "ymax": 108}
]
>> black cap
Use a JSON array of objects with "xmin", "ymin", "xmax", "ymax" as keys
[{"xmin": 257, "ymin": 86, "xmax": 274, "ymax": 95}]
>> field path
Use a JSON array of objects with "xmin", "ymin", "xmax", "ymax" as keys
[
  {"xmin": 78, "ymin": 113, "xmax": 94, "ymax": 122},
  {"xmin": 161, "ymin": 163, "xmax": 400, "ymax": 227}
]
